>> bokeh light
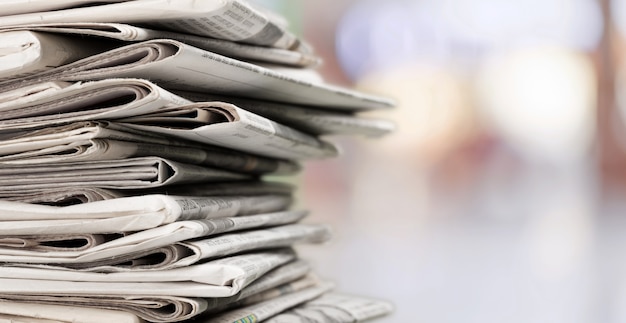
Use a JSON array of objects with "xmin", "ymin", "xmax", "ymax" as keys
[{"xmin": 476, "ymin": 47, "xmax": 597, "ymax": 163}]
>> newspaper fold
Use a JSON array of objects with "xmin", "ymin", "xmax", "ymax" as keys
[
  {"xmin": 0, "ymin": 260, "xmax": 312, "ymax": 322},
  {"xmin": 0, "ymin": 0, "xmax": 303, "ymax": 50},
  {"xmin": 120, "ymin": 102, "xmax": 339, "ymax": 159},
  {"xmin": 200, "ymin": 282, "xmax": 334, "ymax": 323},
  {"xmin": 0, "ymin": 300, "xmax": 143, "ymax": 323},
  {"xmin": 0, "ymin": 30, "xmax": 119, "ymax": 80},
  {"xmin": 84, "ymin": 223, "xmax": 331, "ymax": 271},
  {"xmin": 0, "ymin": 22, "xmax": 320, "ymax": 67},
  {"xmin": 0, "ymin": 180, "xmax": 293, "ymax": 205},
  {"xmin": 0, "ymin": 249, "xmax": 296, "ymax": 297},
  {"xmin": 0, "ymin": 121, "xmax": 300, "ymax": 175},
  {"xmin": 204, "ymin": 272, "xmax": 320, "ymax": 315},
  {"xmin": 203, "ymin": 260, "xmax": 313, "ymax": 313},
  {"xmin": 0, "ymin": 211, "xmax": 307, "ymax": 264},
  {"xmin": 5, "ymin": 223, "xmax": 331, "ymax": 271},
  {"xmin": 0, "ymin": 0, "xmax": 128, "ymax": 16},
  {"xmin": 177, "ymin": 91, "xmax": 397, "ymax": 137},
  {"xmin": 0, "ymin": 156, "xmax": 249, "ymax": 192},
  {"xmin": 0, "ymin": 193, "xmax": 292, "ymax": 235},
  {"xmin": 265, "ymin": 293, "xmax": 395, "ymax": 323},
  {"xmin": 0, "ymin": 77, "xmax": 338, "ymax": 160},
  {"xmin": 0, "ymin": 78, "xmax": 190, "ymax": 131},
  {"xmin": 0, "ymin": 40, "xmax": 393, "ymax": 111}
]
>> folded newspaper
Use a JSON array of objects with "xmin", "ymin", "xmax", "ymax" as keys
[
  {"xmin": 0, "ymin": 300, "xmax": 144, "ymax": 323},
  {"xmin": 0, "ymin": 23, "xmax": 321, "ymax": 67},
  {"xmin": 0, "ymin": 0, "xmax": 305, "ymax": 50},
  {"xmin": 0, "ymin": 121, "xmax": 300, "ymax": 175},
  {"xmin": 0, "ymin": 30, "xmax": 120, "ymax": 79},
  {"xmin": 0, "ymin": 39, "xmax": 393, "ymax": 110},
  {"xmin": 0, "ymin": 210, "xmax": 307, "ymax": 263},
  {"xmin": 0, "ymin": 156, "xmax": 250, "ymax": 191},
  {"xmin": 0, "ymin": 180, "xmax": 294, "ymax": 205},
  {"xmin": 176, "ymin": 92, "xmax": 397, "ymax": 137},
  {"xmin": 0, "ymin": 78, "xmax": 190, "ymax": 130},
  {"xmin": 0, "ymin": 78, "xmax": 339, "ymax": 160},
  {"xmin": 265, "ymin": 293, "xmax": 394, "ymax": 323},
  {"xmin": 119, "ymin": 102, "xmax": 339, "ymax": 159},
  {"xmin": 0, "ymin": 0, "xmax": 395, "ymax": 322},
  {"xmin": 0, "ymin": 193, "xmax": 293, "ymax": 234},
  {"xmin": 0, "ymin": 260, "xmax": 314, "ymax": 322},
  {"xmin": 0, "ymin": 249, "xmax": 297, "ymax": 297},
  {"xmin": 0, "ymin": 222, "xmax": 330, "ymax": 270}
]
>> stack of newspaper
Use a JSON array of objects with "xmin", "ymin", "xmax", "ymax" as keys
[{"xmin": 0, "ymin": 1, "xmax": 395, "ymax": 322}]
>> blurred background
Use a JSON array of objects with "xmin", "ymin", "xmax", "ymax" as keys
[{"xmin": 259, "ymin": 0, "xmax": 626, "ymax": 322}]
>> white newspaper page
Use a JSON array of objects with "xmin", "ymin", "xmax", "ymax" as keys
[
  {"xmin": 0, "ymin": 78, "xmax": 191, "ymax": 132},
  {"xmin": 22, "ymin": 223, "xmax": 331, "ymax": 271},
  {"xmin": 0, "ymin": 157, "xmax": 249, "ymax": 192},
  {"xmin": 0, "ymin": 300, "xmax": 144, "ymax": 323},
  {"xmin": 177, "ymin": 224, "xmax": 331, "ymax": 267},
  {"xmin": 120, "ymin": 102, "xmax": 339, "ymax": 160},
  {"xmin": 0, "ymin": 31, "xmax": 118, "ymax": 80},
  {"xmin": 142, "ymin": 181, "xmax": 294, "ymax": 197},
  {"xmin": 0, "ymin": 121, "xmax": 300, "ymax": 175},
  {"xmin": 0, "ymin": 194, "xmax": 292, "ymax": 235},
  {"xmin": 266, "ymin": 293, "xmax": 394, "ymax": 323},
  {"xmin": 209, "ymin": 274, "xmax": 320, "ymax": 314},
  {"xmin": 0, "ymin": 250, "xmax": 296, "ymax": 298},
  {"xmin": 0, "ymin": 186, "xmax": 125, "ymax": 204},
  {"xmin": 0, "ymin": 260, "xmax": 311, "ymax": 322},
  {"xmin": 0, "ymin": 81, "xmax": 70, "ymax": 104},
  {"xmin": 0, "ymin": 40, "xmax": 394, "ymax": 111},
  {"xmin": 204, "ymin": 259, "xmax": 312, "ymax": 312},
  {"xmin": 201, "ymin": 282, "xmax": 334, "ymax": 323},
  {"xmin": 177, "ymin": 92, "xmax": 396, "ymax": 137},
  {"xmin": 0, "ymin": 0, "xmax": 302, "ymax": 50},
  {"xmin": 0, "ymin": 211, "xmax": 307, "ymax": 264},
  {"xmin": 0, "ymin": 0, "xmax": 128, "ymax": 16},
  {"xmin": 0, "ymin": 294, "xmax": 202, "ymax": 323},
  {"xmin": 0, "ymin": 23, "xmax": 320, "ymax": 67},
  {"xmin": 0, "ymin": 181, "xmax": 293, "ymax": 205}
]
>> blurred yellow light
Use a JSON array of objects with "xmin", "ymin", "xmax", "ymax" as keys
[{"xmin": 476, "ymin": 47, "xmax": 596, "ymax": 162}]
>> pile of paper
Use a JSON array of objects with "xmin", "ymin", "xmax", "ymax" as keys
[{"xmin": 0, "ymin": 1, "xmax": 395, "ymax": 322}]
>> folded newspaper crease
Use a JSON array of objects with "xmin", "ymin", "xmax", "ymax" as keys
[
  {"xmin": 14, "ymin": 223, "xmax": 328, "ymax": 271},
  {"xmin": 0, "ymin": 181, "xmax": 294, "ymax": 205},
  {"xmin": 0, "ymin": 0, "xmax": 129, "ymax": 16},
  {"xmin": 0, "ymin": 259, "xmax": 313, "ymax": 322},
  {"xmin": 120, "ymin": 102, "xmax": 339, "ymax": 159},
  {"xmin": 0, "ymin": 78, "xmax": 190, "ymax": 131},
  {"xmin": 204, "ymin": 273, "xmax": 321, "ymax": 315},
  {"xmin": 0, "ymin": 186, "xmax": 127, "ymax": 204},
  {"xmin": 176, "ymin": 91, "xmax": 397, "ymax": 137},
  {"xmin": 0, "ymin": 220, "xmax": 327, "ymax": 271},
  {"xmin": 0, "ymin": 194, "xmax": 293, "ymax": 235},
  {"xmin": 0, "ymin": 0, "xmax": 395, "ymax": 321},
  {"xmin": 0, "ymin": 121, "xmax": 301, "ymax": 174},
  {"xmin": 265, "ymin": 293, "xmax": 395, "ymax": 323},
  {"xmin": 0, "ymin": 233, "xmax": 122, "ymax": 252},
  {"xmin": 0, "ymin": 30, "xmax": 121, "ymax": 80},
  {"xmin": 0, "ymin": 22, "xmax": 321, "ymax": 67},
  {"xmin": 0, "ymin": 156, "xmax": 250, "ymax": 191},
  {"xmin": 202, "ymin": 260, "xmax": 313, "ymax": 312},
  {"xmin": 0, "ymin": 210, "xmax": 307, "ymax": 260},
  {"xmin": 0, "ymin": 77, "xmax": 339, "ymax": 160},
  {"xmin": 0, "ymin": 249, "xmax": 296, "ymax": 297},
  {"xmin": 0, "ymin": 300, "xmax": 144, "ymax": 323},
  {"xmin": 199, "ymin": 282, "xmax": 335, "ymax": 323},
  {"xmin": 0, "ymin": 40, "xmax": 394, "ymax": 110},
  {"xmin": 0, "ymin": 0, "xmax": 304, "ymax": 50}
]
